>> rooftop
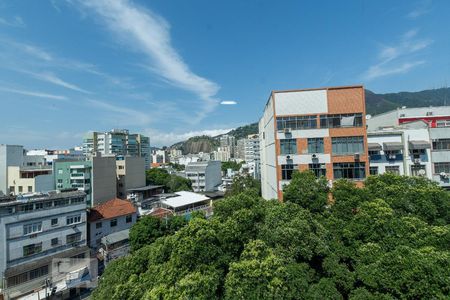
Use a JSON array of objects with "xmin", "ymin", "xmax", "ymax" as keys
[
  {"xmin": 88, "ymin": 198, "xmax": 137, "ymax": 222},
  {"xmin": 101, "ymin": 229, "xmax": 130, "ymax": 245},
  {"xmin": 160, "ymin": 191, "xmax": 210, "ymax": 209},
  {"xmin": 0, "ymin": 190, "xmax": 86, "ymax": 207},
  {"xmin": 127, "ymin": 185, "xmax": 164, "ymax": 192}
]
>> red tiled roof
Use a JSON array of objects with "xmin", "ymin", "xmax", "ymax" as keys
[{"xmin": 88, "ymin": 198, "xmax": 137, "ymax": 222}]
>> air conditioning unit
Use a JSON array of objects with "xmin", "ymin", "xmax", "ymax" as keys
[
  {"xmin": 413, "ymin": 158, "xmax": 421, "ymax": 164},
  {"xmin": 440, "ymin": 172, "xmax": 448, "ymax": 179},
  {"xmin": 283, "ymin": 128, "xmax": 291, "ymax": 133},
  {"xmin": 388, "ymin": 154, "xmax": 396, "ymax": 160},
  {"xmin": 354, "ymin": 153, "xmax": 360, "ymax": 161}
]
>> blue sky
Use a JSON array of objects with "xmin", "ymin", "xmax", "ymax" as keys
[{"xmin": 1, "ymin": 0, "xmax": 449, "ymax": 147}]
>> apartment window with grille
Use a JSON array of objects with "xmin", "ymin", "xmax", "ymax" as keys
[
  {"xmin": 369, "ymin": 166, "xmax": 379, "ymax": 175},
  {"xmin": 7, "ymin": 265, "xmax": 48, "ymax": 287},
  {"xmin": 308, "ymin": 163, "xmax": 326, "ymax": 177},
  {"xmin": 66, "ymin": 232, "xmax": 82, "ymax": 245},
  {"xmin": 435, "ymin": 162, "xmax": 450, "ymax": 174},
  {"xmin": 110, "ymin": 219, "xmax": 118, "ymax": 227},
  {"xmin": 332, "ymin": 136, "xmax": 364, "ymax": 155},
  {"xmin": 320, "ymin": 113, "xmax": 363, "ymax": 128},
  {"xmin": 28, "ymin": 186, "xmax": 32, "ymax": 192},
  {"xmin": 51, "ymin": 218, "xmax": 58, "ymax": 226},
  {"xmin": 23, "ymin": 243, "xmax": 42, "ymax": 257},
  {"xmin": 432, "ymin": 139, "xmax": 450, "ymax": 150},
  {"xmin": 66, "ymin": 214, "xmax": 82, "ymax": 225},
  {"xmin": 276, "ymin": 115, "xmax": 317, "ymax": 130},
  {"xmin": 411, "ymin": 165, "xmax": 426, "ymax": 177},
  {"xmin": 281, "ymin": 164, "xmax": 297, "ymax": 180},
  {"xmin": 126, "ymin": 215, "xmax": 133, "ymax": 223},
  {"xmin": 280, "ymin": 139, "xmax": 297, "ymax": 154},
  {"xmin": 51, "ymin": 238, "xmax": 59, "ymax": 246},
  {"xmin": 23, "ymin": 222, "xmax": 42, "ymax": 235},
  {"xmin": 385, "ymin": 165, "xmax": 400, "ymax": 175},
  {"xmin": 96, "ymin": 222, "xmax": 102, "ymax": 229},
  {"xmin": 307, "ymin": 138, "xmax": 324, "ymax": 153},
  {"xmin": 333, "ymin": 162, "xmax": 366, "ymax": 179}
]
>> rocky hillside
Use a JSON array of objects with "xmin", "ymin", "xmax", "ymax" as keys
[{"xmin": 171, "ymin": 135, "xmax": 219, "ymax": 155}]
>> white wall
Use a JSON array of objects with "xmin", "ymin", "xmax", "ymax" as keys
[{"xmin": 274, "ymin": 90, "xmax": 328, "ymax": 116}]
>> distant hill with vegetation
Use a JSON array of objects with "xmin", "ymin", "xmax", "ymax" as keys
[{"xmin": 170, "ymin": 87, "xmax": 450, "ymax": 150}]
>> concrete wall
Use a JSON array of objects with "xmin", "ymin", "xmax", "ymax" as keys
[
  {"xmin": 91, "ymin": 156, "xmax": 117, "ymax": 205},
  {"xmin": 0, "ymin": 145, "xmax": 24, "ymax": 194},
  {"xmin": 205, "ymin": 161, "xmax": 222, "ymax": 192},
  {"xmin": 116, "ymin": 157, "xmax": 145, "ymax": 199},
  {"xmin": 88, "ymin": 213, "xmax": 136, "ymax": 249}
]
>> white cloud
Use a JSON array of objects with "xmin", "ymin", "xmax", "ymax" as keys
[
  {"xmin": 86, "ymin": 98, "xmax": 152, "ymax": 126},
  {"xmin": 76, "ymin": 0, "xmax": 221, "ymax": 122},
  {"xmin": 0, "ymin": 16, "xmax": 25, "ymax": 28},
  {"xmin": 220, "ymin": 100, "xmax": 237, "ymax": 105},
  {"xmin": 407, "ymin": 0, "xmax": 432, "ymax": 19},
  {"xmin": 19, "ymin": 70, "xmax": 92, "ymax": 94},
  {"xmin": 363, "ymin": 29, "xmax": 432, "ymax": 80},
  {"xmin": 0, "ymin": 86, "xmax": 68, "ymax": 101},
  {"xmin": 21, "ymin": 44, "xmax": 53, "ymax": 61},
  {"xmin": 144, "ymin": 128, "xmax": 233, "ymax": 147}
]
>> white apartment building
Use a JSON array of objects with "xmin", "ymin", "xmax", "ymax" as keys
[
  {"xmin": 244, "ymin": 134, "xmax": 261, "ymax": 179},
  {"xmin": 367, "ymin": 106, "xmax": 450, "ymax": 189},
  {"xmin": 0, "ymin": 191, "xmax": 91, "ymax": 299},
  {"xmin": 367, "ymin": 121, "xmax": 432, "ymax": 179},
  {"xmin": 213, "ymin": 147, "xmax": 231, "ymax": 162},
  {"xmin": 185, "ymin": 161, "xmax": 222, "ymax": 192}
]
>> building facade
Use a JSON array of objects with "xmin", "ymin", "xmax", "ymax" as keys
[
  {"xmin": 244, "ymin": 134, "xmax": 261, "ymax": 179},
  {"xmin": 54, "ymin": 154, "xmax": 117, "ymax": 207},
  {"xmin": 259, "ymin": 86, "xmax": 369, "ymax": 200},
  {"xmin": 185, "ymin": 161, "xmax": 222, "ymax": 192},
  {"xmin": 0, "ymin": 191, "xmax": 90, "ymax": 299},
  {"xmin": 116, "ymin": 156, "xmax": 146, "ymax": 199},
  {"xmin": 82, "ymin": 130, "xmax": 151, "ymax": 170}
]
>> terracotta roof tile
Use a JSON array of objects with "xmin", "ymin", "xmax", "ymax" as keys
[{"xmin": 88, "ymin": 198, "xmax": 136, "ymax": 222}]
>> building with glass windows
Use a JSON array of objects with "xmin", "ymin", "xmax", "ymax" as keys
[
  {"xmin": 259, "ymin": 85, "xmax": 369, "ymax": 200},
  {"xmin": 367, "ymin": 106, "xmax": 450, "ymax": 189},
  {"xmin": 0, "ymin": 190, "xmax": 91, "ymax": 299},
  {"xmin": 82, "ymin": 129, "xmax": 151, "ymax": 170}
]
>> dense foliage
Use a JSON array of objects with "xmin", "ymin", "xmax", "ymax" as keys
[
  {"xmin": 225, "ymin": 174, "xmax": 261, "ymax": 197},
  {"xmin": 93, "ymin": 172, "xmax": 450, "ymax": 299},
  {"xmin": 221, "ymin": 161, "xmax": 244, "ymax": 172},
  {"xmin": 145, "ymin": 168, "xmax": 192, "ymax": 192}
]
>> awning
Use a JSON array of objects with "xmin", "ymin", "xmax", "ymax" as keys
[
  {"xmin": 368, "ymin": 143, "xmax": 382, "ymax": 151},
  {"xmin": 409, "ymin": 140, "xmax": 431, "ymax": 150},
  {"xmin": 101, "ymin": 229, "xmax": 130, "ymax": 245},
  {"xmin": 383, "ymin": 142, "xmax": 403, "ymax": 151}
]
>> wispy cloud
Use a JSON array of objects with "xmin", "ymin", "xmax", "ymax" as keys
[
  {"xmin": 86, "ymin": 98, "xmax": 151, "ymax": 126},
  {"xmin": 144, "ymin": 128, "xmax": 233, "ymax": 147},
  {"xmin": 363, "ymin": 29, "xmax": 432, "ymax": 80},
  {"xmin": 18, "ymin": 70, "xmax": 92, "ymax": 94},
  {"xmin": 0, "ymin": 16, "xmax": 25, "ymax": 28},
  {"xmin": 220, "ymin": 100, "xmax": 237, "ymax": 105},
  {"xmin": 0, "ymin": 86, "xmax": 68, "ymax": 101},
  {"xmin": 76, "ymin": 0, "xmax": 221, "ymax": 122},
  {"xmin": 407, "ymin": 0, "xmax": 432, "ymax": 19}
]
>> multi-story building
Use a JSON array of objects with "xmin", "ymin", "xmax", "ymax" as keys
[
  {"xmin": 213, "ymin": 147, "xmax": 231, "ymax": 162},
  {"xmin": 53, "ymin": 154, "xmax": 117, "ymax": 207},
  {"xmin": 82, "ymin": 130, "xmax": 151, "ymax": 170},
  {"xmin": 367, "ymin": 106, "xmax": 450, "ymax": 188},
  {"xmin": 88, "ymin": 198, "xmax": 137, "ymax": 249},
  {"xmin": 185, "ymin": 161, "xmax": 222, "ymax": 192},
  {"xmin": 152, "ymin": 149, "xmax": 169, "ymax": 165},
  {"xmin": 219, "ymin": 135, "xmax": 236, "ymax": 158},
  {"xmin": 235, "ymin": 139, "xmax": 246, "ymax": 160},
  {"xmin": 244, "ymin": 134, "xmax": 261, "ymax": 179},
  {"xmin": 26, "ymin": 149, "xmax": 84, "ymax": 165},
  {"xmin": 259, "ymin": 85, "xmax": 369, "ymax": 200},
  {"xmin": 0, "ymin": 190, "xmax": 91, "ymax": 299},
  {"xmin": 116, "ymin": 156, "xmax": 145, "ymax": 199},
  {"xmin": 0, "ymin": 145, "xmax": 26, "ymax": 195}
]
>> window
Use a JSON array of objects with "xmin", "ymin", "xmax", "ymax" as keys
[
  {"xmin": 280, "ymin": 139, "xmax": 297, "ymax": 154},
  {"xmin": 276, "ymin": 115, "xmax": 317, "ymax": 130},
  {"xmin": 23, "ymin": 222, "xmax": 42, "ymax": 235},
  {"xmin": 28, "ymin": 186, "xmax": 32, "ymax": 192},
  {"xmin": 66, "ymin": 232, "xmax": 82, "ymax": 244},
  {"xmin": 332, "ymin": 136, "xmax": 364, "ymax": 155},
  {"xmin": 23, "ymin": 243, "xmax": 42, "ymax": 257},
  {"xmin": 51, "ymin": 238, "xmax": 59, "ymax": 246},
  {"xmin": 307, "ymin": 138, "xmax": 324, "ymax": 153},
  {"xmin": 110, "ymin": 219, "xmax": 118, "ymax": 227},
  {"xmin": 7, "ymin": 265, "xmax": 48, "ymax": 287},
  {"xmin": 96, "ymin": 222, "xmax": 102, "ymax": 229},
  {"xmin": 320, "ymin": 113, "xmax": 363, "ymax": 128},
  {"xmin": 9, "ymin": 186, "xmax": 14, "ymax": 193},
  {"xmin": 58, "ymin": 169, "xmax": 63, "ymax": 174},
  {"xmin": 436, "ymin": 120, "xmax": 450, "ymax": 127},
  {"xmin": 308, "ymin": 163, "xmax": 326, "ymax": 177},
  {"xmin": 35, "ymin": 203, "xmax": 43, "ymax": 210},
  {"xmin": 333, "ymin": 162, "xmax": 366, "ymax": 179},
  {"xmin": 66, "ymin": 215, "xmax": 81, "ymax": 225},
  {"xmin": 57, "ymin": 179, "xmax": 63, "ymax": 183},
  {"xmin": 432, "ymin": 139, "xmax": 450, "ymax": 150},
  {"xmin": 118, "ymin": 166, "xmax": 124, "ymax": 169},
  {"xmin": 369, "ymin": 166, "xmax": 379, "ymax": 175},
  {"xmin": 51, "ymin": 218, "xmax": 58, "ymax": 226},
  {"xmin": 18, "ymin": 186, "xmax": 23, "ymax": 193},
  {"xmin": 126, "ymin": 215, "xmax": 132, "ymax": 223},
  {"xmin": 385, "ymin": 165, "xmax": 400, "ymax": 175},
  {"xmin": 435, "ymin": 162, "xmax": 450, "ymax": 174},
  {"xmin": 411, "ymin": 165, "xmax": 426, "ymax": 177},
  {"xmin": 281, "ymin": 164, "xmax": 297, "ymax": 180}
]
